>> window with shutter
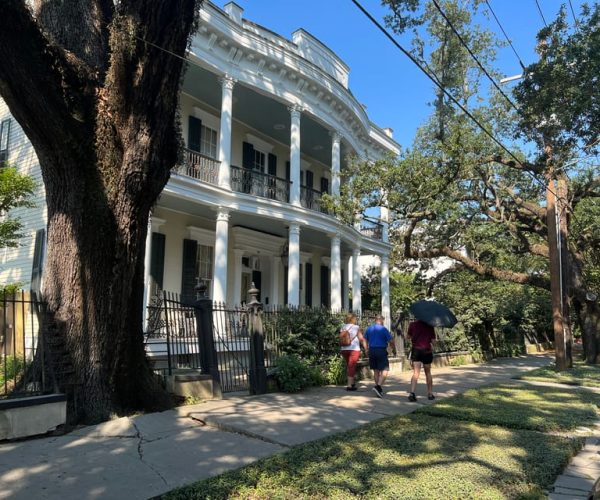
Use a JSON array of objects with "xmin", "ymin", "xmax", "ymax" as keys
[
  {"xmin": 150, "ymin": 232, "xmax": 165, "ymax": 295},
  {"xmin": 305, "ymin": 262, "xmax": 313, "ymax": 306},
  {"xmin": 320, "ymin": 177, "xmax": 329, "ymax": 194},
  {"xmin": 320, "ymin": 265, "xmax": 330, "ymax": 308},
  {"xmin": 188, "ymin": 116, "xmax": 202, "ymax": 152},
  {"xmin": 181, "ymin": 239, "xmax": 198, "ymax": 302},
  {"xmin": 0, "ymin": 119, "xmax": 11, "ymax": 164}
]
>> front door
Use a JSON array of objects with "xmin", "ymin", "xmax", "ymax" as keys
[{"xmin": 241, "ymin": 272, "xmax": 252, "ymax": 305}]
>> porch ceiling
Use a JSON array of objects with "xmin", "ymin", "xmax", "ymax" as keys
[
  {"xmin": 182, "ymin": 64, "xmax": 350, "ymax": 166},
  {"xmin": 158, "ymin": 192, "xmax": 357, "ymax": 257}
]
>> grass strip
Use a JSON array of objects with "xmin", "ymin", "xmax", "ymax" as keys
[
  {"xmin": 161, "ymin": 414, "xmax": 581, "ymax": 500},
  {"xmin": 416, "ymin": 383, "xmax": 600, "ymax": 432},
  {"xmin": 519, "ymin": 362, "xmax": 600, "ymax": 388}
]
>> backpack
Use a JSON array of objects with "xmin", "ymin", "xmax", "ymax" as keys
[
  {"xmin": 339, "ymin": 327, "xmax": 356, "ymax": 347},
  {"xmin": 339, "ymin": 328, "xmax": 351, "ymax": 346}
]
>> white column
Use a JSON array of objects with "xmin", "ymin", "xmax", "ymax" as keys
[
  {"xmin": 381, "ymin": 255, "xmax": 391, "ymax": 328},
  {"xmin": 287, "ymin": 224, "xmax": 301, "ymax": 305},
  {"xmin": 142, "ymin": 217, "xmax": 153, "ymax": 330},
  {"xmin": 331, "ymin": 131, "xmax": 341, "ymax": 196},
  {"xmin": 342, "ymin": 258, "xmax": 349, "ymax": 311},
  {"xmin": 232, "ymin": 249, "xmax": 245, "ymax": 305},
  {"xmin": 381, "ymin": 205, "xmax": 390, "ymax": 243},
  {"xmin": 271, "ymin": 255, "xmax": 281, "ymax": 306},
  {"xmin": 289, "ymin": 105, "xmax": 301, "ymax": 206},
  {"xmin": 143, "ymin": 216, "xmax": 165, "ymax": 329},
  {"xmin": 330, "ymin": 234, "xmax": 342, "ymax": 311},
  {"xmin": 352, "ymin": 247, "xmax": 362, "ymax": 313},
  {"xmin": 218, "ymin": 75, "xmax": 236, "ymax": 190},
  {"xmin": 213, "ymin": 208, "xmax": 230, "ymax": 303}
]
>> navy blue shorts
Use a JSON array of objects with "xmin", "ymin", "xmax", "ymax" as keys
[{"xmin": 369, "ymin": 347, "xmax": 389, "ymax": 371}]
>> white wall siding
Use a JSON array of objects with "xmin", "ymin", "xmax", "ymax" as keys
[{"xmin": 0, "ymin": 99, "xmax": 47, "ymax": 288}]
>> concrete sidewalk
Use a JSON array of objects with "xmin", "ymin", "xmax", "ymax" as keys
[{"xmin": 0, "ymin": 355, "xmax": 551, "ymax": 499}]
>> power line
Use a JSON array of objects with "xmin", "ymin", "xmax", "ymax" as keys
[
  {"xmin": 568, "ymin": 0, "xmax": 579, "ymax": 27},
  {"xmin": 349, "ymin": 0, "xmax": 524, "ymax": 168},
  {"xmin": 535, "ymin": 0, "xmax": 548, "ymax": 27},
  {"xmin": 431, "ymin": 0, "xmax": 519, "ymax": 113},
  {"xmin": 484, "ymin": 0, "xmax": 526, "ymax": 71},
  {"xmin": 349, "ymin": 0, "xmax": 571, "ymax": 212}
]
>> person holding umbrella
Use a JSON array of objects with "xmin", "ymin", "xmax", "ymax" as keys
[{"xmin": 407, "ymin": 300, "xmax": 458, "ymax": 402}]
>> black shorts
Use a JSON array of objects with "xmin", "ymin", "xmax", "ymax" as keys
[
  {"xmin": 411, "ymin": 348, "xmax": 433, "ymax": 365},
  {"xmin": 369, "ymin": 347, "xmax": 389, "ymax": 371}
]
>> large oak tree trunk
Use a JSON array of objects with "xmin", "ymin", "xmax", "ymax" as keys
[{"xmin": 0, "ymin": 0, "xmax": 200, "ymax": 422}]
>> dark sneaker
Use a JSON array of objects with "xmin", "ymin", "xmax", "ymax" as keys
[
  {"xmin": 346, "ymin": 386, "xmax": 357, "ymax": 392},
  {"xmin": 428, "ymin": 394, "xmax": 435, "ymax": 400},
  {"xmin": 372, "ymin": 386, "xmax": 383, "ymax": 398},
  {"xmin": 376, "ymin": 385, "xmax": 384, "ymax": 395},
  {"xmin": 408, "ymin": 392, "xmax": 417, "ymax": 402}
]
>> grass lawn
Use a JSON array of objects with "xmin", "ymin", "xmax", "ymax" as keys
[
  {"xmin": 416, "ymin": 383, "xmax": 600, "ymax": 432},
  {"xmin": 519, "ymin": 362, "xmax": 600, "ymax": 388},
  {"xmin": 161, "ymin": 376, "xmax": 600, "ymax": 499}
]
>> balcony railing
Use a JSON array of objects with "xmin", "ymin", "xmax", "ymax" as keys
[
  {"xmin": 231, "ymin": 165, "xmax": 290, "ymax": 203},
  {"xmin": 360, "ymin": 216, "xmax": 384, "ymax": 241},
  {"xmin": 300, "ymin": 185, "xmax": 329, "ymax": 213},
  {"xmin": 175, "ymin": 148, "xmax": 220, "ymax": 184}
]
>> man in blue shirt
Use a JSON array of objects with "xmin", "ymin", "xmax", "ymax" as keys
[{"xmin": 364, "ymin": 315, "xmax": 393, "ymax": 398}]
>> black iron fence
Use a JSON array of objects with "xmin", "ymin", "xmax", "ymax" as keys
[{"xmin": 0, "ymin": 291, "xmax": 51, "ymax": 398}]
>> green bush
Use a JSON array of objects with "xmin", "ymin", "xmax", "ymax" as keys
[
  {"xmin": 274, "ymin": 355, "xmax": 313, "ymax": 393},
  {"xmin": 263, "ymin": 307, "xmax": 345, "ymax": 365},
  {"xmin": 449, "ymin": 355, "xmax": 468, "ymax": 367},
  {"xmin": 324, "ymin": 355, "xmax": 347, "ymax": 385},
  {"xmin": 0, "ymin": 355, "xmax": 25, "ymax": 387}
]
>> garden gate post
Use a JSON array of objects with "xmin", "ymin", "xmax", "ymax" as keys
[
  {"xmin": 193, "ymin": 281, "xmax": 222, "ymax": 398},
  {"xmin": 247, "ymin": 283, "xmax": 267, "ymax": 395}
]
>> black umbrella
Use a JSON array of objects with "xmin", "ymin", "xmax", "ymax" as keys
[{"xmin": 409, "ymin": 300, "xmax": 458, "ymax": 328}]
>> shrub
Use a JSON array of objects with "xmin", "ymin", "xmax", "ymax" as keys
[
  {"xmin": 324, "ymin": 355, "xmax": 347, "ymax": 385},
  {"xmin": 0, "ymin": 355, "xmax": 25, "ymax": 386},
  {"xmin": 274, "ymin": 355, "xmax": 313, "ymax": 393},
  {"xmin": 449, "ymin": 355, "xmax": 468, "ymax": 367}
]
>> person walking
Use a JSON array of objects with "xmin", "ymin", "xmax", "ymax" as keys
[
  {"xmin": 363, "ymin": 315, "xmax": 393, "ymax": 398},
  {"xmin": 407, "ymin": 319, "xmax": 436, "ymax": 402},
  {"xmin": 339, "ymin": 313, "xmax": 366, "ymax": 391}
]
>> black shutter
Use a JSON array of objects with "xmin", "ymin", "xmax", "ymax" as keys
[
  {"xmin": 305, "ymin": 262, "xmax": 313, "ymax": 307},
  {"xmin": 0, "ymin": 119, "xmax": 11, "ymax": 163},
  {"xmin": 188, "ymin": 116, "xmax": 202, "ymax": 152},
  {"xmin": 267, "ymin": 153, "xmax": 277, "ymax": 176},
  {"xmin": 283, "ymin": 266, "xmax": 288, "ymax": 305},
  {"xmin": 30, "ymin": 228, "xmax": 46, "ymax": 297},
  {"xmin": 320, "ymin": 265, "xmax": 330, "ymax": 308},
  {"xmin": 181, "ymin": 239, "xmax": 198, "ymax": 302},
  {"xmin": 150, "ymin": 232, "xmax": 166, "ymax": 290},
  {"xmin": 320, "ymin": 177, "xmax": 329, "ymax": 194},
  {"xmin": 242, "ymin": 142, "xmax": 254, "ymax": 169},
  {"xmin": 285, "ymin": 161, "xmax": 290, "ymax": 180},
  {"xmin": 306, "ymin": 170, "xmax": 314, "ymax": 189},
  {"xmin": 252, "ymin": 270, "xmax": 262, "ymax": 301}
]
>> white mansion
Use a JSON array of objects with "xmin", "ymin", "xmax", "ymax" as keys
[{"xmin": 0, "ymin": 2, "xmax": 398, "ymax": 322}]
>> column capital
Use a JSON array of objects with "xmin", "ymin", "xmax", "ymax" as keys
[
  {"xmin": 380, "ymin": 255, "xmax": 389, "ymax": 265},
  {"xmin": 216, "ymin": 207, "xmax": 230, "ymax": 222},
  {"xmin": 352, "ymin": 247, "xmax": 361, "ymax": 257},
  {"xmin": 288, "ymin": 223, "xmax": 301, "ymax": 236},
  {"xmin": 330, "ymin": 232, "xmax": 342, "ymax": 245},
  {"xmin": 288, "ymin": 104, "xmax": 302, "ymax": 119},
  {"xmin": 219, "ymin": 74, "xmax": 236, "ymax": 90},
  {"xmin": 329, "ymin": 130, "xmax": 342, "ymax": 144}
]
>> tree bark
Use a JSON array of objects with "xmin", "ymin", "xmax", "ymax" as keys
[{"xmin": 0, "ymin": 0, "xmax": 200, "ymax": 423}]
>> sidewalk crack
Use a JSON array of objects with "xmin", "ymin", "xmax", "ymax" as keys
[
  {"xmin": 189, "ymin": 415, "xmax": 290, "ymax": 449},
  {"xmin": 131, "ymin": 420, "xmax": 169, "ymax": 487}
]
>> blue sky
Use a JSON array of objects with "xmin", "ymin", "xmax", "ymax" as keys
[{"xmin": 212, "ymin": 0, "xmax": 584, "ymax": 149}]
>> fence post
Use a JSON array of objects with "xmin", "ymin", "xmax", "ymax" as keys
[
  {"xmin": 247, "ymin": 283, "xmax": 267, "ymax": 395},
  {"xmin": 193, "ymin": 282, "xmax": 222, "ymax": 399}
]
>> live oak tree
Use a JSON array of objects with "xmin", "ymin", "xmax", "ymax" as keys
[
  {"xmin": 0, "ymin": 1, "xmax": 201, "ymax": 422},
  {"xmin": 334, "ymin": 1, "xmax": 600, "ymax": 363}
]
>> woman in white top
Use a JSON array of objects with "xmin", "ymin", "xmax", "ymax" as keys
[{"xmin": 340, "ymin": 313, "xmax": 366, "ymax": 391}]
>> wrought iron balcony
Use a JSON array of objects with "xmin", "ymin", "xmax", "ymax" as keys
[
  {"xmin": 300, "ymin": 185, "xmax": 326, "ymax": 212},
  {"xmin": 360, "ymin": 216, "xmax": 384, "ymax": 241},
  {"xmin": 175, "ymin": 148, "xmax": 220, "ymax": 184},
  {"xmin": 231, "ymin": 165, "xmax": 290, "ymax": 203}
]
